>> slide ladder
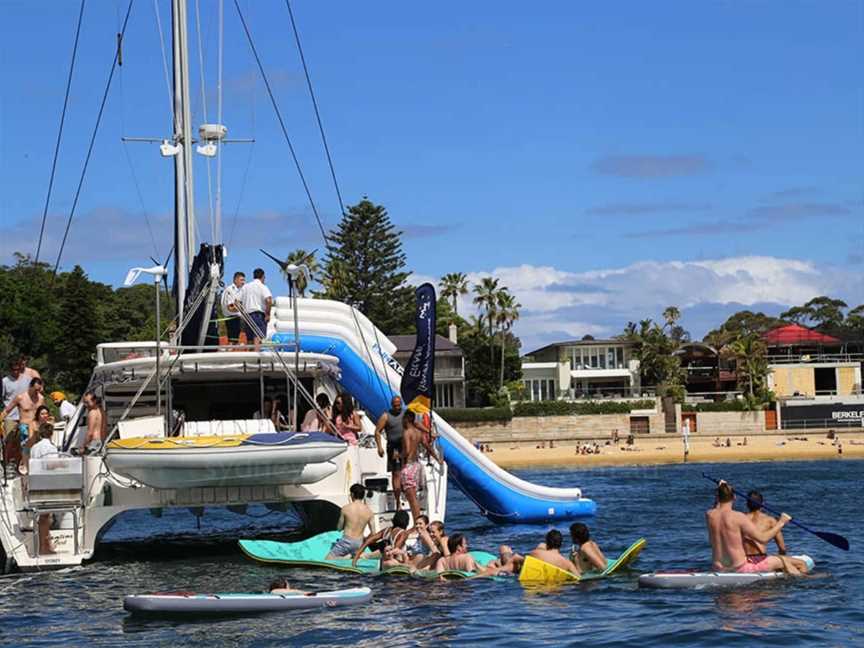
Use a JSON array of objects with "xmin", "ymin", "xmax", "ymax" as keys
[{"xmin": 271, "ymin": 298, "xmax": 596, "ymax": 523}]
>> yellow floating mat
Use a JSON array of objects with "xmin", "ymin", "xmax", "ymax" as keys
[
  {"xmin": 108, "ymin": 435, "xmax": 248, "ymax": 450},
  {"xmin": 519, "ymin": 538, "xmax": 647, "ymax": 585},
  {"xmin": 519, "ymin": 555, "xmax": 579, "ymax": 584}
]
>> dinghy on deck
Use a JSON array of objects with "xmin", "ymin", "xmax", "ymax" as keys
[{"xmin": 105, "ymin": 432, "xmax": 346, "ymax": 489}]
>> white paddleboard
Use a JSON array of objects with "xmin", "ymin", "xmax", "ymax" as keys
[
  {"xmin": 124, "ymin": 587, "xmax": 372, "ymax": 614},
  {"xmin": 639, "ymin": 555, "xmax": 814, "ymax": 589}
]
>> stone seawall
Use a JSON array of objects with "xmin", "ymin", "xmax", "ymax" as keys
[{"xmin": 451, "ymin": 410, "xmax": 768, "ymax": 446}]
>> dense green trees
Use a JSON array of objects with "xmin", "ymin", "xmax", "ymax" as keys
[
  {"xmin": 623, "ymin": 313, "xmax": 686, "ymax": 400},
  {"xmin": 320, "ymin": 198, "xmax": 414, "ymax": 334},
  {"xmin": 0, "ymin": 254, "xmax": 173, "ymax": 395}
]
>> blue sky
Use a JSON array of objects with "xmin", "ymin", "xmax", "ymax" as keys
[{"xmin": 1, "ymin": 1, "xmax": 862, "ymax": 349}]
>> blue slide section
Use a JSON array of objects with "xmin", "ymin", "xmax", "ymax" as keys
[{"xmin": 273, "ymin": 333, "xmax": 597, "ymax": 523}]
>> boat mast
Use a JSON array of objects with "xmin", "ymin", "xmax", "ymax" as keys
[{"xmin": 171, "ymin": 0, "xmax": 196, "ymax": 323}]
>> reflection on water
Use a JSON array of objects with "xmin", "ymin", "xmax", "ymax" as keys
[{"xmin": 2, "ymin": 460, "xmax": 862, "ymax": 646}]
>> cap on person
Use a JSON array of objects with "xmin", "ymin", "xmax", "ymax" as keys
[{"xmin": 50, "ymin": 391, "xmax": 66, "ymax": 403}]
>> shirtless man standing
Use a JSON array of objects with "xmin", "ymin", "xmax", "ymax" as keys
[
  {"xmin": 1, "ymin": 377, "xmax": 45, "ymax": 472},
  {"xmin": 742, "ymin": 490, "xmax": 810, "ymax": 573},
  {"xmin": 79, "ymin": 391, "xmax": 106, "ymax": 452},
  {"xmin": 435, "ymin": 533, "xmax": 481, "ymax": 574},
  {"xmin": 374, "ymin": 396, "xmax": 405, "ymax": 510},
  {"xmin": 400, "ymin": 410, "xmax": 442, "ymax": 522},
  {"xmin": 326, "ymin": 483, "xmax": 374, "ymax": 559},
  {"xmin": 706, "ymin": 480, "xmax": 803, "ymax": 575},
  {"xmin": 529, "ymin": 529, "xmax": 581, "ymax": 576}
]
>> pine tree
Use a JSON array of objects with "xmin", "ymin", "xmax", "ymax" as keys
[
  {"xmin": 51, "ymin": 265, "xmax": 100, "ymax": 392},
  {"xmin": 321, "ymin": 198, "xmax": 414, "ymax": 334}
]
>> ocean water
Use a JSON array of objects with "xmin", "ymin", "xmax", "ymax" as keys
[{"xmin": 1, "ymin": 460, "xmax": 862, "ymax": 647}]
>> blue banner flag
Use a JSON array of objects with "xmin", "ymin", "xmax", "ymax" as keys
[{"xmin": 401, "ymin": 283, "xmax": 437, "ymax": 414}]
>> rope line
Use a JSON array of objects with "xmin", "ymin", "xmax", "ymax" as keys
[
  {"xmin": 285, "ymin": 0, "xmax": 346, "ymax": 218},
  {"xmin": 232, "ymin": 0, "xmax": 328, "ymax": 244},
  {"xmin": 53, "ymin": 0, "xmax": 135, "ymax": 277},
  {"xmin": 34, "ymin": 0, "xmax": 86, "ymax": 265}
]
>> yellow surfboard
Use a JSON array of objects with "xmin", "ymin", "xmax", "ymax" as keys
[{"xmin": 518, "ymin": 555, "xmax": 580, "ymax": 585}]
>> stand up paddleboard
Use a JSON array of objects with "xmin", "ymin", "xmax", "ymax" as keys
[
  {"xmin": 239, "ymin": 531, "xmax": 497, "ymax": 580},
  {"xmin": 638, "ymin": 555, "xmax": 815, "ymax": 589},
  {"xmin": 519, "ymin": 538, "xmax": 647, "ymax": 585},
  {"xmin": 124, "ymin": 587, "xmax": 372, "ymax": 615}
]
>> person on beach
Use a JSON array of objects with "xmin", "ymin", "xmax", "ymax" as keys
[
  {"xmin": 530, "ymin": 529, "xmax": 581, "ymax": 576},
  {"xmin": 569, "ymin": 522, "xmax": 607, "ymax": 572},
  {"xmin": 400, "ymin": 409, "xmax": 442, "ymax": 522},
  {"xmin": 221, "ymin": 271, "xmax": 246, "ymax": 344},
  {"xmin": 435, "ymin": 533, "xmax": 482, "ymax": 574},
  {"xmin": 706, "ymin": 480, "xmax": 804, "ymax": 575},
  {"xmin": 742, "ymin": 490, "xmax": 810, "ymax": 573},
  {"xmin": 352, "ymin": 510, "xmax": 411, "ymax": 569},
  {"xmin": 326, "ymin": 483, "xmax": 374, "ymax": 559},
  {"xmin": 79, "ymin": 391, "xmax": 106, "ymax": 453},
  {"xmin": 374, "ymin": 396, "xmax": 406, "ymax": 510}
]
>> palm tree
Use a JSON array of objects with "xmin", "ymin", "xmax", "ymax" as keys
[
  {"xmin": 439, "ymin": 272, "xmax": 469, "ymax": 315},
  {"xmin": 662, "ymin": 306, "xmax": 681, "ymax": 329},
  {"xmin": 473, "ymin": 277, "xmax": 500, "ymax": 362},
  {"xmin": 495, "ymin": 290, "xmax": 520, "ymax": 388},
  {"xmin": 282, "ymin": 249, "xmax": 319, "ymax": 297},
  {"xmin": 729, "ymin": 334, "xmax": 768, "ymax": 400}
]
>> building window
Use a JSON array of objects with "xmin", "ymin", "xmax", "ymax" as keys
[
  {"xmin": 523, "ymin": 379, "xmax": 556, "ymax": 401},
  {"xmin": 435, "ymin": 383, "xmax": 455, "ymax": 408},
  {"xmin": 617, "ymin": 347, "xmax": 625, "ymax": 369}
]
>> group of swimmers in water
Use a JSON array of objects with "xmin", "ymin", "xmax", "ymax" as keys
[{"xmin": 317, "ymin": 482, "xmax": 606, "ymax": 578}]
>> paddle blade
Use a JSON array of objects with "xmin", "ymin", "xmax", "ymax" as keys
[{"xmin": 814, "ymin": 530, "xmax": 850, "ymax": 551}]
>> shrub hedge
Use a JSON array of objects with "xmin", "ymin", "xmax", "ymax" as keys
[
  {"xmin": 683, "ymin": 400, "xmax": 764, "ymax": 412},
  {"xmin": 436, "ymin": 407, "xmax": 513, "ymax": 422},
  {"xmin": 513, "ymin": 399, "xmax": 656, "ymax": 417}
]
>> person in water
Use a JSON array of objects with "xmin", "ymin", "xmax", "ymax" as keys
[
  {"xmin": 352, "ymin": 510, "xmax": 411, "ymax": 569},
  {"xmin": 326, "ymin": 483, "xmax": 374, "ymax": 559},
  {"xmin": 705, "ymin": 480, "xmax": 804, "ymax": 575},
  {"xmin": 569, "ymin": 522, "xmax": 607, "ymax": 573},
  {"xmin": 482, "ymin": 544, "xmax": 524, "ymax": 576},
  {"xmin": 400, "ymin": 409, "xmax": 442, "ymax": 522},
  {"xmin": 742, "ymin": 490, "xmax": 810, "ymax": 573},
  {"xmin": 268, "ymin": 577, "xmax": 308, "ymax": 595},
  {"xmin": 530, "ymin": 529, "xmax": 580, "ymax": 576},
  {"xmin": 435, "ymin": 533, "xmax": 481, "ymax": 574},
  {"xmin": 374, "ymin": 396, "xmax": 406, "ymax": 511}
]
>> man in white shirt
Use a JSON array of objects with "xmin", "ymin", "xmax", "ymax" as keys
[
  {"xmin": 221, "ymin": 271, "xmax": 246, "ymax": 344},
  {"xmin": 50, "ymin": 391, "xmax": 77, "ymax": 421},
  {"xmin": 241, "ymin": 268, "xmax": 273, "ymax": 350}
]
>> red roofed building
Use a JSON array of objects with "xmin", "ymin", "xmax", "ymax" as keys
[{"xmin": 762, "ymin": 324, "xmax": 841, "ymax": 347}]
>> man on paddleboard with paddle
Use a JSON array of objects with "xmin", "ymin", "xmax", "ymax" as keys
[
  {"xmin": 706, "ymin": 481, "xmax": 806, "ymax": 575},
  {"xmin": 742, "ymin": 490, "xmax": 811, "ymax": 573}
]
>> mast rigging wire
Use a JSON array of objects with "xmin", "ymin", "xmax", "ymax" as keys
[
  {"xmin": 52, "ymin": 0, "xmax": 136, "ymax": 277},
  {"xmin": 232, "ymin": 0, "xmax": 328, "ymax": 246},
  {"xmin": 34, "ymin": 0, "xmax": 86, "ymax": 266},
  {"xmin": 285, "ymin": 0, "xmax": 346, "ymax": 219}
]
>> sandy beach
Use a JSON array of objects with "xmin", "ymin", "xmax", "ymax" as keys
[{"xmin": 483, "ymin": 432, "xmax": 864, "ymax": 469}]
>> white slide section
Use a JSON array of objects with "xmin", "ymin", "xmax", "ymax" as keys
[{"xmin": 271, "ymin": 298, "xmax": 596, "ymax": 523}]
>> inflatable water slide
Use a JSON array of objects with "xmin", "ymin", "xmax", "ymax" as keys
[{"xmin": 271, "ymin": 298, "xmax": 596, "ymax": 523}]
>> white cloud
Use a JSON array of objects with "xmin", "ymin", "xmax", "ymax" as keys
[{"xmin": 420, "ymin": 256, "xmax": 862, "ymax": 352}]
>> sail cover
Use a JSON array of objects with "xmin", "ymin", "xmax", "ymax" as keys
[
  {"xmin": 400, "ymin": 283, "xmax": 437, "ymax": 414},
  {"xmin": 180, "ymin": 243, "xmax": 224, "ymax": 347}
]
